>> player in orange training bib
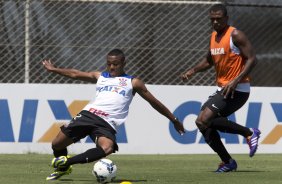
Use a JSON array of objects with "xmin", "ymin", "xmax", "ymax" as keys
[{"xmin": 181, "ymin": 4, "xmax": 261, "ymax": 173}]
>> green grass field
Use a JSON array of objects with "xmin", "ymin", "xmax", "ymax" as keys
[{"xmin": 1, "ymin": 154, "xmax": 282, "ymax": 184}]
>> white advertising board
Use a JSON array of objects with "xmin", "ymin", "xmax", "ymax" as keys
[{"xmin": 0, "ymin": 84, "xmax": 281, "ymax": 154}]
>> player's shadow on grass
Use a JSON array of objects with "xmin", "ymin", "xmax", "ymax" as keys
[
  {"xmin": 234, "ymin": 170, "xmax": 266, "ymax": 173},
  {"xmin": 112, "ymin": 179, "xmax": 147, "ymax": 183},
  {"xmin": 208, "ymin": 170, "xmax": 266, "ymax": 173},
  {"xmin": 59, "ymin": 179, "xmax": 93, "ymax": 182},
  {"xmin": 59, "ymin": 179, "xmax": 147, "ymax": 183}
]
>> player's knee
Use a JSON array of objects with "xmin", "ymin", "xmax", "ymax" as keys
[
  {"xmin": 195, "ymin": 118, "xmax": 211, "ymax": 131},
  {"xmin": 98, "ymin": 145, "xmax": 112, "ymax": 155},
  {"xmin": 195, "ymin": 121, "xmax": 205, "ymax": 131},
  {"xmin": 96, "ymin": 137, "xmax": 115, "ymax": 155},
  {"xmin": 51, "ymin": 141, "xmax": 67, "ymax": 151},
  {"xmin": 51, "ymin": 143, "xmax": 61, "ymax": 151}
]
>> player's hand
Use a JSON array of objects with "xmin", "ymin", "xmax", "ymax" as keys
[
  {"xmin": 181, "ymin": 69, "xmax": 195, "ymax": 81},
  {"xmin": 172, "ymin": 118, "xmax": 185, "ymax": 135},
  {"xmin": 221, "ymin": 80, "xmax": 238, "ymax": 99},
  {"xmin": 42, "ymin": 59, "xmax": 55, "ymax": 71}
]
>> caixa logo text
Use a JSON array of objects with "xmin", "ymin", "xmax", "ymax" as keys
[
  {"xmin": 1, "ymin": 99, "xmax": 282, "ymax": 144},
  {"xmin": 0, "ymin": 100, "xmax": 128, "ymax": 143},
  {"xmin": 169, "ymin": 101, "xmax": 282, "ymax": 145}
]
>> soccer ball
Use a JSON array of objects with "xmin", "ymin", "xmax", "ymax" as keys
[{"xmin": 92, "ymin": 158, "xmax": 117, "ymax": 183}]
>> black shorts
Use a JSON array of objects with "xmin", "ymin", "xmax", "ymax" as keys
[
  {"xmin": 201, "ymin": 90, "xmax": 249, "ymax": 117},
  {"xmin": 61, "ymin": 110, "xmax": 118, "ymax": 152}
]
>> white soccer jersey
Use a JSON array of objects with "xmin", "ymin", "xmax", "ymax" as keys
[{"xmin": 83, "ymin": 72, "xmax": 134, "ymax": 130}]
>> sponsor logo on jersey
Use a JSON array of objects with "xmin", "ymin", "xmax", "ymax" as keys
[
  {"xmin": 211, "ymin": 47, "xmax": 225, "ymax": 55},
  {"xmin": 98, "ymin": 86, "xmax": 126, "ymax": 96}
]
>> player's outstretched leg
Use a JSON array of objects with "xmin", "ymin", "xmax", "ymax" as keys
[
  {"xmin": 247, "ymin": 128, "xmax": 261, "ymax": 157},
  {"xmin": 46, "ymin": 156, "xmax": 72, "ymax": 181}
]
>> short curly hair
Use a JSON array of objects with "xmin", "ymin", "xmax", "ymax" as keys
[{"xmin": 209, "ymin": 4, "xmax": 228, "ymax": 16}]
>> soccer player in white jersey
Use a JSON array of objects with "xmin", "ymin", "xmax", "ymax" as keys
[{"xmin": 42, "ymin": 49, "xmax": 185, "ymax": 180}]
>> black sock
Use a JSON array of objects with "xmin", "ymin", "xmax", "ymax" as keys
[
  {"xmin": 52, "ymin": 145, "xmax": 68, "ymax": 158},
  {"xmin": 202, "ymin": 128, "xmax": 231, "ymax": 163},
  {"xmin": 66, "ymin": 146, "xmax": 106, "ymax": 166},
  {"xmin": 210, "ymin": 117, "xmax": 252, "ymax": 137}
]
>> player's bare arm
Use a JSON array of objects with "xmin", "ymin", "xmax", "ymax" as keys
[
  {"xmin": 42, "ymin": 59, "xmax": 101, "ymax": 83},
  {"xmin": 181, "ymin": 51, "xmax": 213, "ymax": 81},
  {"xmin": 222, "ymin": 30, "xmax": 257, "ymax": 98},
  {"xmin": 132, "ymin": 78, "xmax": 185, "ymax": 135}
]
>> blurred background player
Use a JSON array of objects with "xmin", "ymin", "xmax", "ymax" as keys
[
  {"xmin": 181, "ymin": 4, "xmax": 260, "ymax": 172},
  {"xmin": 42, "ymin": 49, "xmax": 185, "ymax": 180}
]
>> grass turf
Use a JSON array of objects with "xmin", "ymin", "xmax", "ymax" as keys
[{"xmin": 0, "ymin": 154, "xmax": 281, "ymax": 184}]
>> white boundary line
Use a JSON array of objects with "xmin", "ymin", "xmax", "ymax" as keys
[{"xmin": 48, "ymin": 0, "xmax": 222, "ymax": 4}]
